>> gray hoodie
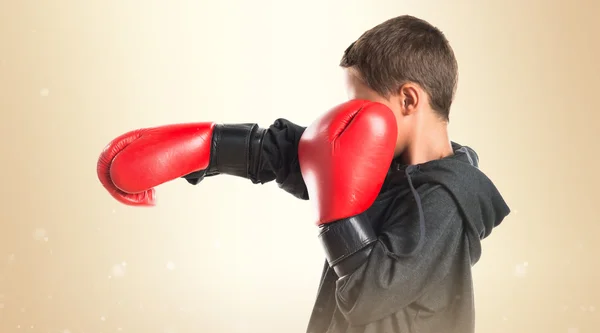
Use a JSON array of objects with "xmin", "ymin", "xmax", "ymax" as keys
[{"xmin": 304, "ymin": 142, "xmax": 510, "ymax": 333}]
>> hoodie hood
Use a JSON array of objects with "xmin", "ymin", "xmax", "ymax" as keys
[{"xmin": 386, "ymin": 142, "xmax": 511, "ymax": 265}]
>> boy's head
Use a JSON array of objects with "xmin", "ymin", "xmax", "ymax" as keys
[{"xmin": 340, "ymin": 15, "xmax": 458, "ymax": 154}]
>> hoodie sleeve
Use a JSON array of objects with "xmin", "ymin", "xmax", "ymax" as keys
[
  {"xmin": 334, "ymin": 185, "xmax": 465, "ymax": 326},
  {"xmin": 255, "ymin": 118, "xmax": 308, "ymax": 200}
]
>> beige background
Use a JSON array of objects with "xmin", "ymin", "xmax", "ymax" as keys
[{"xmin": 1, "ymin": 0, "xmax": 599, "ymax": 332}]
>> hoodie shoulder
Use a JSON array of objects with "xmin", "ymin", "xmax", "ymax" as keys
[{"xmin": 412, "ymin": 144, "xmax": 511, "ymax": 263}]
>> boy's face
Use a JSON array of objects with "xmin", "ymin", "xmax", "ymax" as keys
[
  {"xmin": 343, "ymin": 68, "xmax": 386, "ymax": 105},
  {"xmin": 343, "ymin": 68, "xmax": 413, "ymax": 155}
]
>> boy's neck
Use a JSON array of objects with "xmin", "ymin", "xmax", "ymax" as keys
[{"xmin": 398, "ymin": 120, "xmax": 453, "ymax": 166}]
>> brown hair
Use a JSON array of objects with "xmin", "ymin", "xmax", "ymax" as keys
[{"xmin": 340, "ymin": 15, "xmax": 458, "ymax": 121}]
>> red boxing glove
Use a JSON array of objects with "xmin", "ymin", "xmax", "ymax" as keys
[
  {"xmin": 97, "ymin": 122, "xmax": 265, "ymax": 206},
  {"xmin": 298, "ymin": 100, "xmax": 397, "ymax": 276},
  {"xmin": 97, "ymin": 123, "xmax": 214, "ymax": 206},
  {"xmin": 298, "ymin": 99, "xmax": 398, "ymax": 225}
]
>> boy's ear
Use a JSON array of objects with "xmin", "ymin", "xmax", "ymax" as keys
[{"xmin": 398, "ymin": 83, "xmax": 420, "ymax": 116}]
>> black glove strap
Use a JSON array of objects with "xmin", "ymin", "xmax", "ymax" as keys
[
  {"xmin": 208, "ymin": 123, "xmax": 266, "ymax": 179},
  {"xmin": 318, "ymin": 214, "xmax": 377, "ymax": 273}
]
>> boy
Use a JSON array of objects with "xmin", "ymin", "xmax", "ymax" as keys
[{"xmin": 98, "ymin": 15, "xmax": 510, "ymax": 333}]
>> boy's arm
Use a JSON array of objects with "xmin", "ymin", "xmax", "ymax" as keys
[
  {"xmin": 331, "ymin": 187, "xmax": 464, "ymax": 326},
  {"xmin": 255, "ymin": 119, "xmax": 308, "ymax": 199},
  {"xmin": 183, "ymin": 118, "xmax": 309, "ymax": 200}
]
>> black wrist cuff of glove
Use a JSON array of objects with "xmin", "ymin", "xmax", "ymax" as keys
[
  {"xmin": 318, "ymin": 214, "xmax": 377, "ymax": 276},
  {"xmin": 208, "ymin": 123, "xmax": 266, "ymax": 180}
]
